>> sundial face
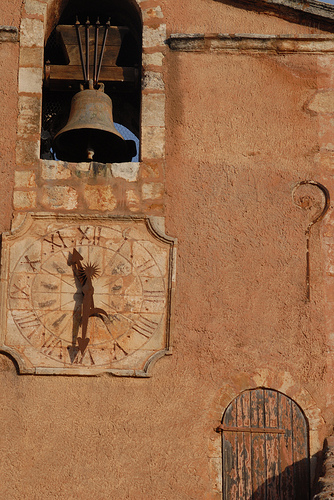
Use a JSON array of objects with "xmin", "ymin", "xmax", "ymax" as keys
[{"xmin": 0, "ymin": 215, "xmax": 175, "ymax": 375}]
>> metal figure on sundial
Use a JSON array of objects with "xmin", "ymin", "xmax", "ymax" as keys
[{"xmin": 71, "ymin": 248, "xmax": 109, "ymax": 354}]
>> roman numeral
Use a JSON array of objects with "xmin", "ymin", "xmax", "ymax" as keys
[
  {"xmin": 110, "ymin": 342, "xmax": 128, "ymax": 360},
  {"xmin": 78, "ymin": 226, "xmax": 101, "ymax": 245},
  {"xmin": 11, "ymin": 311, "xmax": 42, "ymax": 340},
  {"xmin": 41, "ymin": 335, "xmax": 64, "ymax": 360},
  {"xmin": 143, "ymin": 290, "xmax": 165, "ymax": 301},
  {"xmin": 72, "ymin": 347, "xmax": 96, "ymax": 366},
  {"xmin": 10, "ymin": 283, "xmax": 30, "ymax": 299},
  {"xmin": 13, "ymin": 311, "xmax": 39, "ymax": 330},
  {"xmin": 44, "ymin": 231, "xmax": 68, "ymax": 252},
  {"xmin": 131, "ymin": 316, "xmax": 159, "ymax": 338},
  {"xmin": 21, "ymin": 255, "xmax": 40, "ymax": 272}
]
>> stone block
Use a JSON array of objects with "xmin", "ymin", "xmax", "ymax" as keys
[
  {"xmin": 19, "ymin": 67, "xmax": 43, "ymax": 93},
  {"xmin": 11, "ymin": 212, "xmax": 27, "ymax": 231},
  {"xmin": 142, "ymin": 94, "xmax": 165, "ymax": 127},
  {"xmin": 23, "ymin": 0, "xmax": 47, "ymax": 17},
  {"xmin": 142, "ymin": 71, "xmax": 164, "ymax": 91},
  {"xmin": 142, "ymin": 52, "xmax": 164, "ymax": 67},
  {"xmin": 19, "ymin": 47, "xmax": 43, "ymax": 68},
  {"xmin": 41, "ymin": 161, "xmax": 72, "ymax": 180},
  {"xmin": 17, "ymin": 95, "xmax": 41, "ymax": 136},
  {"xmin": 20, "ymin": 18, "xmax": 44, "ymax": 48},
  {"xmin": 141, "ymin": 127, "xmax": 165, "ymax": 159},
  {"xmin": 42, "ymin": 186, "xmax": 78, "ymax": 210},
  {"xmin": 13, "ymin": 190, "xmax": 37, "ymax": 210},
  {"xmin": 74, "ymin": 162, "xmax": 90, "ymax": 174},
  {"xmin": 143, "ymin": 6, "xmax": 164, "ymax": 21},
  {"xmin": 140, "ymin": 160, "xmax": 163, "ymax": 178},
  {"xmin": 111, "ymin": 162, "xmax": 139, "ymax": 181},
  {"xmin": 143, "ymin": 24, "xmax": 166, "ymax": 48},
  {"xmin": 84, "ymin": 185, "xmax": 117, "ymax": 211},
  {"xmin": 14, "ymin": 170, "xmax": 36, "ymax": 188},
  {"xmin": 142, "ymin": 182, "xmax": 164, "ymax": 200},
  {"xmin": 16, "ymin": 139, "xmax": 40, "ymax": 164},
  {"xmin": 126, "ymin": 189, "xmax": 140, "ymax": 212}
]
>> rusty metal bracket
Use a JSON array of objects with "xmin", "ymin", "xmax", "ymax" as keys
[{"xmin": 293, "ymin": 180, "xmax": 330, "ymax": 301}]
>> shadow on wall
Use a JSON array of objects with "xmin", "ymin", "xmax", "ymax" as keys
[
  {"xmin": 313, "ymin": 438, "xmax": 334, "ymax": 500},
  {"xmin": 211, "ymin": 0, "xmax": 334, "ymax": 33},
  {"xmin": 245, "ymin": 458, "xmax": 311, "ymax": 500},
  {"xmin": 225, "ymin": 450, "xmax": 323, "ymax": 500}
]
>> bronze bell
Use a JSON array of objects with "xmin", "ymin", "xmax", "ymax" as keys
[{"xmin": 53, "ymin": 84, "xmax": 136, "ymax": 163}]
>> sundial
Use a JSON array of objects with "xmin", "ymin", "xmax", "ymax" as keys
[{"xmin": 0, "ymin": 214, "xmax": 175, "ymax": 376}]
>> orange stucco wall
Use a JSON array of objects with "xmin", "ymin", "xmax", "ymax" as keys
[{"xmin": 0, "ymin": 0, "xmax": 334, "ymax": 498}]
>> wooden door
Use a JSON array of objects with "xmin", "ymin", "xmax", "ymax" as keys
[{"xmin": 220, "ymin": 388, "xmax": 310, "ymax": 499}]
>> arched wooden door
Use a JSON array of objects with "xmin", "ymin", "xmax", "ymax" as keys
[{"xmin": 220, "ymin": 388, "xmax": 310, "ymax": 499}]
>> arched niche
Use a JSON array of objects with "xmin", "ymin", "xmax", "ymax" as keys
[{"xmin": 41, "ymin": 0, "xmax": 142, "ymax": 161}]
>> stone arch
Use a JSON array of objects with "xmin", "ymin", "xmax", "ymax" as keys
[{"xmin": 207, "ymin": 369, "xmax": 325, "ymax": 498}]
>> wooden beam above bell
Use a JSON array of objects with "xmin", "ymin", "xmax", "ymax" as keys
[{"xmin": 44, "ymin": 24, "xmax": 138, "ymax": 91}]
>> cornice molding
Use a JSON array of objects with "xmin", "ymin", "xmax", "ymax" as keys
[{"xmin": 168, "ymin": 33, "xmax": 334, "ymax": 52}]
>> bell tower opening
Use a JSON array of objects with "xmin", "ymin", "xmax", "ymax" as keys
[{"xmin": 41, "ymin": 0, "xmax": 141, "ymax": 163}]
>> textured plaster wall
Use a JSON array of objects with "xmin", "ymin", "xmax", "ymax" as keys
[
  {"xmin": 0, "ymin": 39, "xmax": 18, "ymax": 230},
  {"xmin": 165, "ymin": 48, "xmax": 326, "ymax": 393},
  {"xmin": 0, "ymin": 0, "xmax": 333, "ymax": 498}
]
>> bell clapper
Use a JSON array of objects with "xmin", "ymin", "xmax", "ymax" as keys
[{"xmin": 87, "ymin": 148, "xmax": 95, "ymax": 160}]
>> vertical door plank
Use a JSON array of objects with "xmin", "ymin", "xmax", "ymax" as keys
[
  {"xmin": 279, "ymin": 393, "xmax": 294, "ymax": 500},
  {"xmin": 241, "ymin": 391, "xmax": 252, "ymax": 499},
  {"xmin": 265, "ymin": 390, "xmax": 280, "ymax": 500},
  {"xmin": 251, "ymin": 389, "xmax": 267, "ymax": 499},
  {"xmin": 236, "ymin": 395, "xmax": 245, "ymax": 499},
  {"xmin": 292, "ymin": 403, "xmax": 310, "ymax": 500},
  {"xmin": 223, "ymin": 399, "xmax": 238, "ymax": 499}
]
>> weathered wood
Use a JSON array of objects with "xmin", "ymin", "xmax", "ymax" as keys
[
  {"xmin": 57, "ymin": 25, "xmax": 128, "ymax": 48},
  {"xmin": 222, "ymin": 388, "xmax": 310, "ymax": 499},
  {"xmin": 44, "ymin": 25, "xmax": 136, "ymax": 88},
  {"xmin": 236, "ymin": 395, "xmax": 245, "ymax": 499},
  {"xmin": 251, "ymin": 389, "xmax": 266, "ymax": 500},
  {"xmin": 279, "ymin": 393, "xmax": 294, "ymax": 499},
  {"xmin": 265, "ymin": 390, "xmax": 280, "ymax": 500},
  {"xmin": 65, "ymin": 45, "xmax": 120, "ymax": 67},
  {"xmin": 223, "ymin": 399, "xmax": 238, "ymax": 499},
  {"xmin": 45, "ymin": 65, "xmax": 137, "ymax": 87}
]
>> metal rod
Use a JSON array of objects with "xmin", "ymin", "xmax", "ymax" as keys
[
  {"xmin": 75, "ymin": 17, "xmax": 87, "ymax": 83},
  {"xmin": 86, "ymin": 17, "xmax": 90, "ymax": 83},
  {"xmin": 216, "ymin": 425, "xmax": 285, "ymax": 434},
  {"xmin": 306, "ymin": 230, "xmax": 310, "ymax": 301},
  {"xmin": 96, "ymin": 18, "xmax": 110, "ymax": 84},
  {"xmin": 93, "ymin": 17, "xmax": 100, "ymax": 87}
]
